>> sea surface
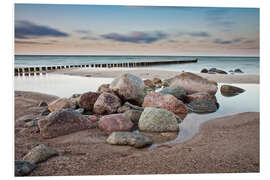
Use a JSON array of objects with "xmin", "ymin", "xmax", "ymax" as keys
[{"xmin": 15, "ymin": 55, "xmax": 260, "ymax": 75}]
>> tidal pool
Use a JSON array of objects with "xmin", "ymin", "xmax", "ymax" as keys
[{"xmin": 14, "ymin": 74, "xmax": 259, "ymax": 146}]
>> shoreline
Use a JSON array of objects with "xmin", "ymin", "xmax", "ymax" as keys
[
  {"xmin": 15, "ymin": 91, "xmax": 259, "ymax": 175},
  {"xmin": 51, "ymin": 68, "xmax": 260, "ymax": 84}
]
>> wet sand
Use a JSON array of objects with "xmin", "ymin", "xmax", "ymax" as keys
[
  {"xmin": 52, "ymin": 68, "xmax": 260, "ymax": 84},
  {"xmin": 15, "ymin": 91, "xmax": 259, "ymax": 175}
]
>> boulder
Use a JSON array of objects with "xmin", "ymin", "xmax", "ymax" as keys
[
  {"xmin": 40, "ymin": 109, "xmax": 50, "ymax": 116},
  {"xmin": 200, "ymin": 68, "xmax": 208, "ymax": 73},
  {"xmin": 211, "ymin": 69, "xmax": 227, "ymax": 74},
  {"xmin": 234, "ymin": 68, "xmax": 243, "ymax": 73},
  {"xmin": 184, "ymin": 92, "xmax": 217, "ymax": 103},
  {"xmin": 124, "ymin": 109, "xmax": 142, "ymax": 125},
  {"xmin": 162, "ymin": 78, "xmax": 173, "ymax": 87},
  {"xmin": 38, "ymin": 101, "xmax": 47, "ymax": 107},
  {"xmin": 110, "ymin": 73, "xmax": 145, "ymax": 105},
  {"xmin": 142, "ymin": 92, "xmax": 188, "ymax": 117},
  {"xmin": 69, "ymin": 94, "xmax": 81, "ymax": 109},
  {"xmin": 187, "ymin": 99, "xmax": 218, "ymax": 113},
  {"xmin": 143, "ymin": 79, "xmax": 156, "ymax": 89},
  {"xmin": 159, "ymin": 85, "xmax": 186, "ymax": 100},
  {"xmin": 170, "ymin": 72, "xmax": 218, "ymax": 95},
  {"xmin": 78, "ymin": 91, "xmax": 100, "ymax": 111},
  {"xmin": 48, "ymin": 98, "xmax": 72, "ymax": 112},
  {"xmin": 152, "ymin": 77, "xmax": 162, "ymax": 85},
  {"xmin": 93, "ymin": 92, "xmax": 121, "ymax": 115},
  {"xmin": 138, "ymin": 107, "xmax": 179, "ymax": 132},
  {"xmin": 38, "ymin": 109, "xmax": 97, "ymax": 138},
  {"xmin": 106, "ymin": 132, "xmax": 153, "ymax": 148},
  {"xmin": 15, "ymin": 160, "xmax": 36, "ymax": 176},
  {"xmin": 98, "ymin": 113, "xmax": 134, "ymax": 135},
  {"xmin": 23, "ymin": 144, "xmax": 58, "ymax": 164},
  {"xmin": 220, "ymin": 85, "xmax": 245, "ymax": 97},
  {"xmin": 97, "ymin": 84, "xmax": 111, "ymax": 93}
]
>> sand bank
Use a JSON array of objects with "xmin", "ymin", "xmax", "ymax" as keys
[
  {"xmin": 52, "ymin": 68, "xmax": 260, "ymax": 84},
  {"xmin": 15, "ymin": 91, "xmax": 259, "ymax": 175}
]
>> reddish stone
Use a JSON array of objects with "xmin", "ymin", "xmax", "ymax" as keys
[
  {"xmin": 142, "ymin": 92, "xmax": 188, "ymax": 116},
  {"xmin": 184, "ymin": 92, "xmax": 217, "ymax": 103},
  {"xmin": 93, "ymin": 92, "xmax": 121, "ymax": 115},
  {"xmin": 48, "ymin": 98, "xmax": 72, "ymax": 112},
  {"xmin": 143, "ymin": 79, "xmax": 155, "ymax": 89},
  {"xmin": 98, "ymin": 114, "xmax": 134, "ymax": 135},
  {"xmin": 78, "ymin": 91, "xmax": 101, "ymax": 111}
]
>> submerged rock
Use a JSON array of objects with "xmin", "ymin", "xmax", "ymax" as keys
[
  {"xmin": 48, "ymin": 98, "xmax": 72, "ymax": 112},
  {"xmin": 184, "ymin": 92, "xmax": 217, "ymax": 103},
  {"xmin": 98, "ymin": 113, "xmax": 134, "ymax": 135},
  {"xmin": 38, "ymin": 109, "xmax": 97, "ymax": 138},
  {"xmin": 187, "ymin": 99, "xmax": 218, "ymax": 113},
  {"xmin": 170, "ymin": 72, "xmax": 218, "ymax": 95},
  {"xmin": 159, "ymin": 85, "xmax": 186, "ymax": 100},
  {"xmin": 15, "ymin": 160, "xmax": 36, "ymax": 176},
  {"xmin": 110, "ymin": 73, "xmax": 145, "ymax": 105},
  {"xmin": 200, "ymin": 68, "xmax": 208, "ymax": 73},
  {"xmin": 234, "ymin": 68, "xmax": 244, "ymax": 73},
  {"xmin": 142, "ymin": 92, "xmax": 188, "ymax": 117},
  {"xmin": 38, "ymin": 101, "xmax": 48, "ymax": 107},
  {"xmin": 93, "ymin": 92, "xmax": 121, "ymax": 115},
  {"xmin": 78, "ymin": 91, "xmax": 101, "ymax": 111},
  {"xmin": 23, "ymin": 144, "xmax": 58, "ymax": 164},
  {"xmin": 106, "ymin": 132, "xmax": 153, "ymax": 148},
  {"xmin": 138, "ymin": 107, "xmax": 179, "ymax": 132},
  {"xmin": 220, "ymin": 85, "xmax": 245, "ymax": 97}
]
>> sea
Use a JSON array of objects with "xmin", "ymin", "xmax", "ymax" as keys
[{"xmin": 14, "ymin": 55, "xmax": 260, "ymax": 75}]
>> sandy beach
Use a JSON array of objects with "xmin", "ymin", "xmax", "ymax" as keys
[
  {"xmin": 14, "ymin": 90, "xmax": 259, "ymax": 175},
  {"xmin": 52, "ymin": 68, "xmax": 260, "ymax": 84}
]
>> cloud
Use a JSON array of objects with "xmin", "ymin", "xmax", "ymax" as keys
[
  {"xmin": 15, "ymin": 20, "xmax": 69, "ymax": 39},
  {"xmin": 177, "ymin": 31, "xmax": 211, "ymax": 38},
  {"xmin": 101, "ymin": 31, "xmax": 167, "ymax": 43},
  {"xmin": 15, "ymin": 40, "xmax": 52, "ymax": 45},
  {"xmin": 80, "ymin": 36, "xmax": 99, "ymax": 40},
  {"xmin": 213, "ymin": 38, "xmax": 244, "ymax": 45},
  {"xmin": 75, "ymin": 30, "xmax": 91, "ymax": 34}
]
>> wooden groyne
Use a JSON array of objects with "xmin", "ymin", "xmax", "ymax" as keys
[{"xmin": 14, "ymin": 58, "xmax": 198, "ymax": 76}]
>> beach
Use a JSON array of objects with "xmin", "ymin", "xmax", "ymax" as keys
[{"xmin": 14, "ymin": 69, "xmax": 260, "ymax": 175}]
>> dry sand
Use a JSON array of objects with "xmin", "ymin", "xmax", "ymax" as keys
[
  {"xmin": 52, "ymin": 68, "xmax": 260, "ymax": 84},
  {"xmin": 15, "ymin": 91, "xmax": 259, "ymax": 175}
]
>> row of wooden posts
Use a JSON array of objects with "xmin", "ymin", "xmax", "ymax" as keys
[{"xmin": 14, "ymin": 59, "xmax": 198, "ymax": 76}]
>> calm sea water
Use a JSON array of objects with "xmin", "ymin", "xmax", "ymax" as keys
[{"xmin": 15, "ymin": 55, "xmax": 260, "ymax": 75}]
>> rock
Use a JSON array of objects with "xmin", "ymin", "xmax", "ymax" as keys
[
  {"xmin": 184, "ymin": 92, "xmax": 217, "ymax": 103},
  {"xmin": 106, "ymin": 132, "xmax": 153, "ymax": 148},
  {"xmin": 110, "ymin": 73, "xmax": 145, "ymax": 105},
  {"xmin": 200, "ymin": 68, "xmax": 208, "ymax": 73},
  {"xmin": 69, "ymin": 94, "xmax": 81, "ymax": 109},
  {"xmin": 187, "ymin": 99, "xmax": 218, "ymax": 113},
  {"xmin": 38, "ymin": 101, "xmax": 47, "ymax": 107},
  {"xmin": 117, "ymin": 102, "xmax": 144, "ymax": 113},
  {"xmin": 159, "ymin": 85, "xmax": 186, "ymax": 100},
  {"xmin": 124, "ymin": 109, "xmax": 142, "ymax": 125},
  {"xmin": 93, "ymin": 92, "xmax": 121, "ymax": 115},
  {"xmin": 141, "ymin": 131, "xmax": 178, "ymax": 144},
  {"xmin": 138, "ymin": 107, "xmax": 179, "ymax": 132},
  {"xmin": 143, "ymin": 79, "xmax": 155, "ymax": 89},
  {"xmin": 152, "ymin": 77, "xmax": 162, "ymax": 85},
  {"xmin": 144, "ymin": 85, "xmax": 154, "ymax": 94},
  {"xmin": 220, "ymin": 85, "xmax": 245, "ymax": 97},
  {"xmin": 211, "ymin": 69, "xmax": 228, "ymax": 74},
  {"xmin": 98, "ymin": 114, "xmax": 134, "ymax": 135},
  {"xmin": 40, "ymin": 109, "xmax": 50, "ymax": 116},
  {"xmin": 97, "ymin": 84, "xmax": 111, "ymax": 93},
  {"xmin": 142, "ymin": 92, "xmax": 188, "ymax": 117},
  {"xmin": 24, "ymin": 120, "xmax": 38, "ymax": 128},
  {"xmin": 23, "ymin": 144, "xmax": 58, "ymax": 164},
  {"xmin": 209, "ymin": 68, "xmax": 217, "ymax": 71},
  {"xmin": 170, "ymin": 72, "xmax": 218, "ymax": 95},
  {"xmin": 38, "ymin": 109, "xmax": 97, "ymax": 138},
  {"xmin": 234, "ymin": 68, "xmax": 243, "ymax": 73},
  {"xmin": 162, "ymin": 78, "xmax": 173, "ymax": 87},
  {"xmin": 78, "ymin": 91, "xmax": 100, "ymax": 111},
  {"xmin": 15, "ymin": 160, "xmax": 36, "ymax": 176},
  {"xmin": 48, "ymin": 98, "xmax": 72, "ymax": 112}
]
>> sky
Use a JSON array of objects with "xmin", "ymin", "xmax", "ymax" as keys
[{"xmin": 14, "ymin": 4, "xmax": 260, "ymax": 56}]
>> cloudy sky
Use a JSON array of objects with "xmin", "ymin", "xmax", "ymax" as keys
[{"xmin": 14, "ymin": 4, "xmax": 259, "ymax": 56}]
